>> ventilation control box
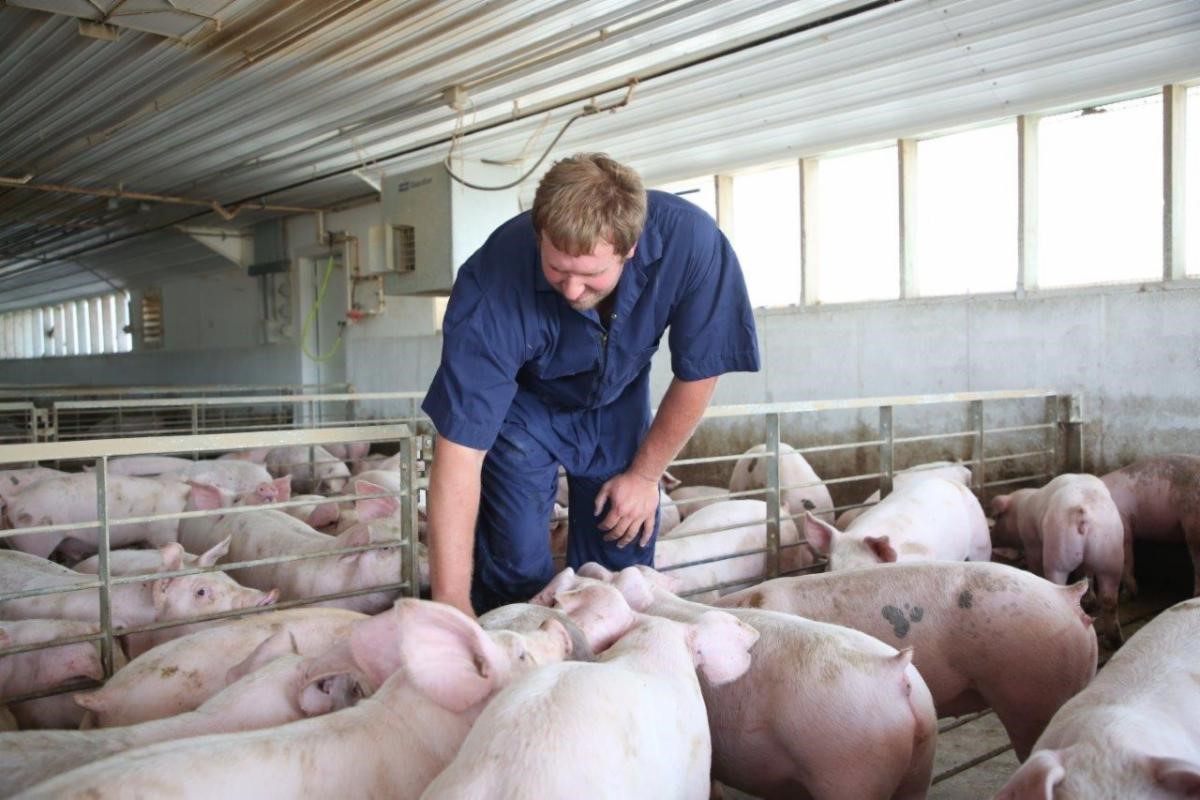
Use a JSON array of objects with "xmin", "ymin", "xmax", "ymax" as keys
[{"xmin": 376, "ymin": 162, "xmax": 521, "ymax": 295}]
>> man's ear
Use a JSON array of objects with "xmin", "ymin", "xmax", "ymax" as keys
[{"xmin": 624, "ymin": 243, "xmax": 637, "ymax": 261}]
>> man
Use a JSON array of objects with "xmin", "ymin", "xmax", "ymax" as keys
[{"xmin": 422, "ymin": 153, "xmax": 759, "ymax": 616}]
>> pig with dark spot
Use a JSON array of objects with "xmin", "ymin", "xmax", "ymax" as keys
[
  {"xmin": 1101, "ymin": 454, "xmax": 1200, "ymax": 597},
  {"xmin": 996, "ymin": 597, "xmax": 1200, "ymax": 799},
  {"xmin": 991, "ymin": 474, "xmax": 1126, "ymax": 647},
  {"xmin": 24, "ymin": 600, "xmax": 571, "ymax": 799},
  {"xmin": 729, "ymin": 443, "xmax": 836, "ymax": 524},
  {"xmin": 562, "ymin": 565, "xmax": 937, "ymax": 800},
  {"xmin": 717, "ymin": 561, "xmax": 1097, "ymax": 760}
]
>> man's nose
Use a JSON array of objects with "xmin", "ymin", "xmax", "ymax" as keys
[{"xmin": 561, "ymin": 277, "xmax": 585, "ymax": 301}]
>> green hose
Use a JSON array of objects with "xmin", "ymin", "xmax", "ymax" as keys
[{"xmin": 300, "ymin": 254, "xmax": 344, "ymax": 362}]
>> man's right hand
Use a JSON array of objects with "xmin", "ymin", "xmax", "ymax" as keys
[{"xmin": 426, "ymin": 436, "xmax": 487, "ymax": 621}]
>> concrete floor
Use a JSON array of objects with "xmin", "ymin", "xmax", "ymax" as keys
[{"xmin": 725, "ymin": 583, "xmax": 1186, "ymax": 800}]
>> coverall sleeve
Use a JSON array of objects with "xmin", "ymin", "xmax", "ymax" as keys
[
  {"xmin": 667, "ymin": 225, "xmax": 761, "ymax": 380},
  {"xmin": 421, "ymin": 265, "xmax": 525, "ymax": 451}
]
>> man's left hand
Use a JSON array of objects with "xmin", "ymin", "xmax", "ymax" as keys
[{"xmin": 595, "ymin": 471, "xmax": 660, "ymax": 548}]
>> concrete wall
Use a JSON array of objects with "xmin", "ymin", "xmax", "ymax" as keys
[
  {"xmin": 341, "ymin": 277, "xmax": 1200, "ymax": 489},
  {"xmin": 0, "ymin": 267, "xmax": 303, "ymax": 387}
]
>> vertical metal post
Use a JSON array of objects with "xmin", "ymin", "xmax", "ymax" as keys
[
  {"xmin": 968, "ymin": 400, "xmax": 985, "ymax": 498},
  {"xmin": 879, "ymin": 406, "xmax": 894, "ymax": 498},
  {"xmin": 190, "ymin": 402, "xmax": 199, "ymax": 460},
  {"xmin": 764, "ymin": 413, "xmax": 782, "ymax": 579},
  {"xmin": 1062, "ymin": 394, "xmax": 1084, "ymax": 473},
  {"xmin": 1045, "ymin": 396, "xmax": 1061, "ymax": 478},
  {"xmin": 95, "ymin": 457, "xmax": 115, "ymax": 677},
  {"xmin": 401, "ymin": 434, "xmax": 420, "ymax": 596}
]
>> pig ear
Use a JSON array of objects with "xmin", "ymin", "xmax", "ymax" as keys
[
  {"xmin": 996, "ymin": 750, "xmax": 1065, "ymax": 800},
  {"xmin": 991, "ymin": 494, "xmax": 1012, "ymax": 515},
  {"xmin": 576, "ymin": 562, "xmax": 614, "ymax": 582},
  {"xmin": 1148, "ymin": 756, "xmax": 1200, "ymax": 797},
  {"xmin": 660, "ymin": 471, "xmax": 682, "ymax": 491},
  {"xmin": 612, "ymin": 566, "xmax": 655, "ymax": 612},
  {"xmin": 198, "ymin": 536, "xmax": 231, "ymax": 568},
  {"xmin": 864, "ymin": 535, "xmax": 897, "ymax": 563},
  {"xmin": 187, "ymin": 481, "xmax": 227, "ymax": 511},
  {"xmin": 226, "ymin": 630, "xmax": 301, "ymax": 685},
  {"xmin": 307, "ymin": 502, "xmax": 340, "ymax": 529},
  {"xmin": 554, "ymin": 584, "xmax": 636, "ymax": 653},
  {"xmin": 334, "ymin": 524, "xmax": 371, "ymax": 559},
  {"xmin": 803, "ymin": 512, "xmax": 839, "ymax": 556},
  {"xmin": 634, "ymin": 564, "xmax": 681, "ymax": 594},
  {"xmin": 73, "ymin": 689, "xmax": 108, "ymax": 713},
  {"xmin": 352, "ymin": 600, "xmax": 505, "ymax": 712},
  {"xmin": 159, "ymin": 542, "xmax": 185, "ymax": 572},
  {"xmin": 688, "ymin": 610, "xmax": 760, "ymax": 687},
  {"xmin": 529, "ymin": 567, "xmax": 580, "ymax": 606},
  {"xmin": 353, "ymin": 480, "xmax": 399, "ymax": 522},
  {"xmin": 537, "ymin": 617, "xmax": 574, "ymax": 659}
]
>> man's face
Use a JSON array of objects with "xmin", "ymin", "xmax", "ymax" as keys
[{"xmin": 539, "ymin": 235, "xmax": 634, "ymax": 312}]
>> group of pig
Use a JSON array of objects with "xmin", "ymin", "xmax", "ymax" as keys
[
  {"xmin": 2, "ymin": 439, "xmax": 1199, "ymax": 797},
  {"xmin": 0, "ymin": 443, "xmax": 425, "ymax": 730}
]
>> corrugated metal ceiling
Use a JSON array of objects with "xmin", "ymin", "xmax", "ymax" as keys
[{"xmin": 1, "ymin": 0, "xmax": 1197, "ymax": 312}]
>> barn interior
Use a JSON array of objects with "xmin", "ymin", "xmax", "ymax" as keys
[{"xmin": 1, "ymin": 1, "xmax": 1199, "ymax": 797}]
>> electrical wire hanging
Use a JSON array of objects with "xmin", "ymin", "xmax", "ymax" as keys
[
  {"xmin": 300, "ymin": 253, "xmax": 344, "ymax": 362},
  {"xmin": 442, "ymin": 79, "xmax": 638, "ymax": 191}
]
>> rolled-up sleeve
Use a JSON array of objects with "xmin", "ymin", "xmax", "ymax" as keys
[
  {"xmin": 667, "ymin": 226, "xmax": 760, "ymax": 381},
  {"xmin": 422, "ymin": 265, "xmax": 524, "ymax": 451}
]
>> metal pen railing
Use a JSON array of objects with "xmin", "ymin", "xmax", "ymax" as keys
[
  {"xmin": 0, "ymin": 424, "xmax": 421, "ymax": 703},
  {"xmin": 48, "ymin": 391, "xmax": 427, "ymax": 443},
  {"xmin": 653, "ymin": 389, "xmax": 1083, "ymax": 597}
]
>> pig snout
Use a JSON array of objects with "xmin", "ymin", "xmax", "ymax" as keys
[{"xmin": 299, "ymin": 672, "xmax": 363, "ymax": 717}]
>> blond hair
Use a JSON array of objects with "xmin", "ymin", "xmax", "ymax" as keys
[{"xmin": 532, "ymin": 153, "xmax": 647, "ymax": 256}]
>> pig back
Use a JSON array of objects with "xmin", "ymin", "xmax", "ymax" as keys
[{"xmin": 76, "ymin": 607, "xmax": 364, "ymax": 727}]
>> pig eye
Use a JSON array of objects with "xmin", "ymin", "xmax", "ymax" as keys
[{"xmin": 194, "ymin": 588, "xmax": 209, "ymax": 598}]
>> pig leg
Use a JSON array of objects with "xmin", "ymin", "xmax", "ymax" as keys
[
  {"xmin": 1094, "ymin": 571, "xmax": 1123, "ymax": 649},
  {"xmin": 1184, "ymin": 517, "xmax": 1200, "ymax": 597},
  {"xmin": 1120, "ymin": 516, "xmax": 1138, "ymax": 598}
]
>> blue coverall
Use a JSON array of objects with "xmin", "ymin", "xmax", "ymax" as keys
[{"xmin": 423, "ymin": 190, "xmax": 760, "ymax": 613}]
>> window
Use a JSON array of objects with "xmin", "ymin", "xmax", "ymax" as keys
[
  {"xmin": 916, "ymin": 123, "xmax": 1018, "ymax": 295},
  {"xmin": 655, "ymin": 175, "xmax": 717, "ymax": 219},
  {"xmin": 816, "ymin": 146, "xmax": 899, "ymax": 303},
  {"xmin": 730, "ymin": 163, "xmax": 801, "ymax": 307},
  {"xmin": 1188, "ymin": 86, "xmax": 1200, "ymax": 277},
  {"xmin": 0, "ymin": 291, "xmax": 132, "ymax": 360},
  {"xmin": 1039, "ymin": 95, "xmax": 1162, "ymax": 287},
  {"xmin": 140, "ymin": 288, "xmax": 164, "ymax": 349}
]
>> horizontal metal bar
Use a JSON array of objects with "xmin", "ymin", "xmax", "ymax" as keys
[
  {"xmin": 932, "ymin": 744, "xmax": 1014, "ymax": 785},
  {"xmin": 794, "ymin": 439, "xmax": 885, "ymax": 454},
  {"xmin": 986, "ymin": 422, "xmax": 1056, "ymax": 434},
  {"xmin": 0, "ymin": 402, "xmax": 36, "ymax": 412},
  {"xmin": 2, "ymin": 677, "xmax": 103, "ymax": 706},
  {"xmin": 54, "ymin": 391, "xmax": 424, "ymax": 411},
  {"xmin": 115, "ymin": 582, "xmax": 410, "ymax": 637},
  {"xmin": 938, "ymin": 710, "xmax": 994, "ymax": 734},
  {"xmin": 697, "ymin": 389, "xmax": 1058, "ymax": 419},
  {"xmin": 658, "ymin": 546, "xmax": 770, "ymax": 572},
  {"xmin": 0, "ymin": 580, "xmax": 102, "ymax": 603},
  {"xmin": 982, "ymin": 449, "xmax": 1051, "ymax": 464},
  {"xmin": 0, "ymin": 424, "xmax": 413, "ymax": 463},
  {"xmin": 0, "ymin": 630, "xmax": 104, "ymax": 659},
  {"xmin": 666, "ymin": 452, "xmax": 750, "ymax": 468},
  {"xmin": 891, "ymin": 430, "xmax": 975, "ymax": 444},
  {"xmin": 982, "ymin": 473, "xmax": 1050, "ymax": 488}
]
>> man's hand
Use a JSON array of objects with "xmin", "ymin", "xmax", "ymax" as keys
[
  {"xmin": 595, "ymin": 471, "xmax": 660, "ymax": 548},
  {"xmin": 439, "ymin": 594, "xmax": 478, "ymax": 620}
]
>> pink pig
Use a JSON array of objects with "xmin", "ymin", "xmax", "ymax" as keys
[
  {"xmin": 996, "ymin": 597, "xmax": 1200, "ymax": 799},
  {"xmin": 991, "ymin": 473, "xmax": 1125, "ymax": 647},
  {"xmin": 25, "ymin": 600, "xmax": 571, "ymax": 799},
  {"xmin": 423, "ymin": 595, "xmax": 759, "ymax": 800},
  {"xmin": 0, "ymin": 651, "xmax": 361, "ymax": 795},
  {"xmin": 805, "ymin": 477, "xmax": 992, "ymax": 571},
  {"xmin": 1101, "ymin": 454, "xmax": 1200, "ymax": 597},
  {"xmin": 716, "ymin": 561, "xmax": 1098, "ymax": 761},
  {"xmin": 567, "ymin": 564, "xmax": 938, "ymax": 800}
]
